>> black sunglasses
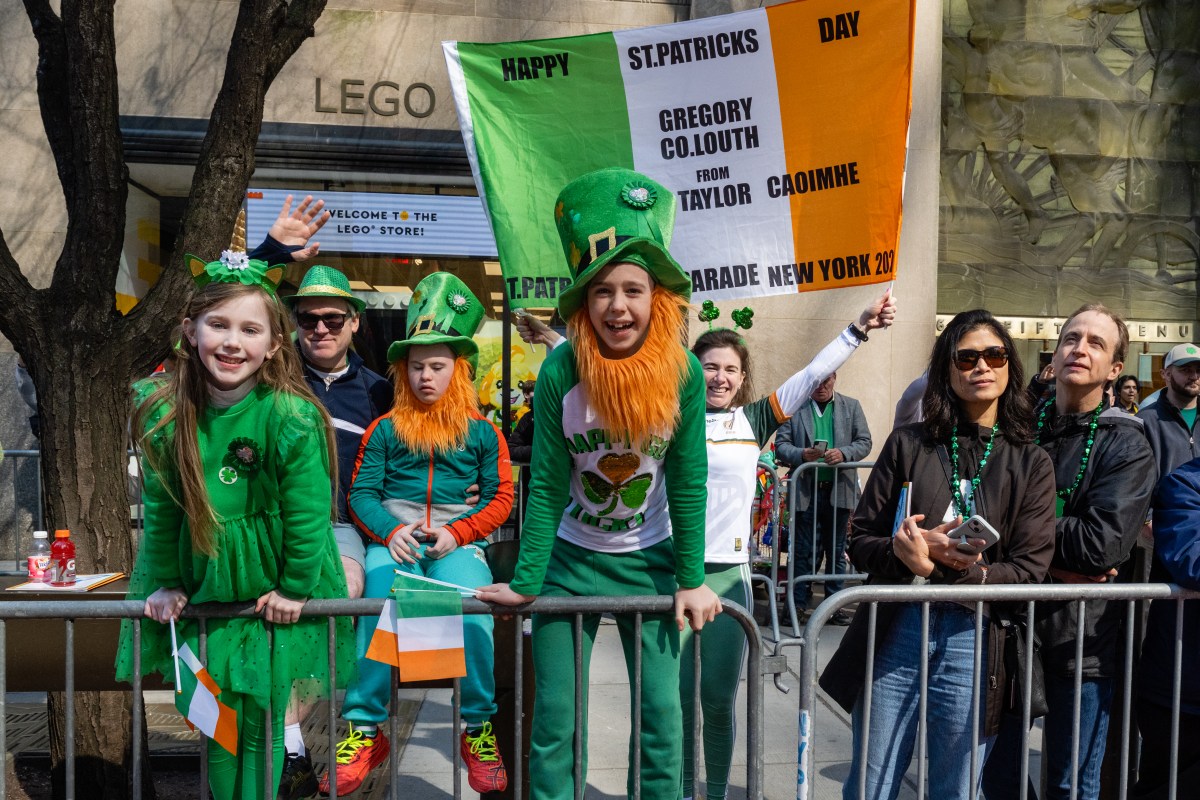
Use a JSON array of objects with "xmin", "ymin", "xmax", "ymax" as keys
[
  {"xmin": 296, "ymin": 312, "xmax": 348, "ymax": 332},
  {"xmin": 953, "ymin": 347, "xmax": 1009, "ymax": 371}
]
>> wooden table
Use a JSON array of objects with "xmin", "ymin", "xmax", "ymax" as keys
[{"xmin": 0, "ymin": 576, "xmax": 165, "ymax": 692}]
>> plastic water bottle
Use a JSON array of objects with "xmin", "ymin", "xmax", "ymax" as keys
[
  {"xmin": 27, "ymin": 530, "xmax": 50, "ymax": 583},
  {"xmin": 49, "ymin": 529, "xmax": 76, "ymax": 587}
]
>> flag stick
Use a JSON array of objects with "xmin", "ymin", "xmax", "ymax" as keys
[
  {"xmin": 170, "ymin": 618, "xmax": 182, "ymax": 693},
  {"xmin": 393, "ymin": 570, "xmax": 478, "ymax": 596}
]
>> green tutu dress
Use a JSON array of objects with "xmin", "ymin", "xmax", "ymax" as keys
[{"xmin": 116, "ymin": 380, "xmax": 356, "ymax": 714}]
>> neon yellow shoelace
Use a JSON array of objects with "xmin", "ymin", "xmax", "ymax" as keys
[
  {"xmin": 334, "ymin": 727, "xmax": 375, "ymax": 765},
  {"xmin": 465, "ymin": 721, "xmax": 499, "ymax": 762}
]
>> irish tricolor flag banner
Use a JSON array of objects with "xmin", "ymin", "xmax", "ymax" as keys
[
  {"xmin": 444, "ymin": 0, "xmax": 914, "ymax": 308},
  {"xmin": 365, "ymin": 573, "xmax": 468, "ymax": 682},
  {"xmin": 174, "ymin": 642, "xmax": 238, "ymax": 755}
]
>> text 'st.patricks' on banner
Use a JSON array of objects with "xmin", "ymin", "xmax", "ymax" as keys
[{"xmin": 445, "ymin": 0, "xmax": 914, "ymax": 309}]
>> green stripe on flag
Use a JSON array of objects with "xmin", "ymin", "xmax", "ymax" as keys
[
  {"xmin": 391, "ymin": 572, "xmax": 464, "ymax": 619},
  {"xmin": 455, "ymin": 34, "xmax": 634, "ymax": 307}
]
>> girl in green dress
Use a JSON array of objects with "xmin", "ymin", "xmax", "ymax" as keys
[{"xmin": 117, "ymin": 251, "xmax": 354, "ymax": 800}]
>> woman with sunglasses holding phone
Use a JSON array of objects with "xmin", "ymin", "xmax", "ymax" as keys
[{"xmin": 821, "ymin": 309, "xmax": 1056, "ymax": 800}]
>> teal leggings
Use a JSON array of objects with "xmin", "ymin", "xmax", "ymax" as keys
[
  {"xmin": 530, "ymin": 537, "xmax": 683, "ymax": 800},
  {"xmin": 343, "ymin": 542, "xmax": 497, "ymax": 726},
  {"xmin": 680, "ymin": 563, "xmax": 752, "ymax": 800},
  {"xmin": 207, "ymin": 692, "xmax": 285, "ymax": 800}
]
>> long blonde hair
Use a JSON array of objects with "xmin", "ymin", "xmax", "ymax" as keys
[
  {"xmin": 387, "ymin": 355, "xmax": 480, "ymax": 454},
  {"xmin": 568, "ymin": 286, "xmax": 692, "ymax": 445},
  {"xmin": 133, "ymin": 282, "xmax": 338, "ymax": 557}
]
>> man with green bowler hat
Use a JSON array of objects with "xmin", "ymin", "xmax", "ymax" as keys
[
  {"xmin": 283, "ymin": 265, "xmax": 392, "ymax": 602},
  {"xmin": 320, "ymin": 272, "xmax": 513, "ymax": 796}
]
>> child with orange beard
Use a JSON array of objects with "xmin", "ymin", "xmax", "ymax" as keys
[
  {"xmin": 479, "ymin": 168, "xmax": 721, "ymax": 800},
  {"xmin": 319, "ymin": 272, "xmax": 513, "ymax": 797}
]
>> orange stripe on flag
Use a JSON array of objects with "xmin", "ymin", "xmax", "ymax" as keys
[
  {"xmin": 398, "ymin": 647, "xmax": 467, "ymax": 682},
  {"xmin": 212, "ymin": 701, "xmax": 239, "ymax": 755},
  {"xmin": 366, "ymin": 599, "xmax": 401, "ymax": 667}
]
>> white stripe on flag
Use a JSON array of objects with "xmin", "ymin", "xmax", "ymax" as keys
[
  {"xmin": 394, "ymin": 614, "xmax": 466, "ymax": 652},
  {"xmin": 188, "ymin": 681, "xmax": 223, "ymax": 734}
]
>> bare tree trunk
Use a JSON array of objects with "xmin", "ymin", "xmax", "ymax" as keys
[{"xmin": 1, "ymin": 1, "xmax": 328, "ymax": 796}]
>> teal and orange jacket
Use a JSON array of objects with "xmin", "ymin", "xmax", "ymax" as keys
[{"xmin": 348, "ymin": 412, "xmax": 513, "ymax": 546}]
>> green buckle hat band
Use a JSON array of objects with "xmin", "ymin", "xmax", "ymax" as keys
[
  {"xmin": 386, "ymin": 271, "xmax": 484, "ymax": 371},
  {"xmin": 283, "ymin": 264, "xmax": 366, "ymax": 313},
  {"xmin": 554, "ymin": 167, "xmax": 691, "ymax": 320}
]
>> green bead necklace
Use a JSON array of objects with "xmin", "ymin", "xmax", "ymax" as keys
[
  {"xmin": 950, "ymin": 423, "xmax": 999, "ymax": 517},
  {"xmin": 1035, "ymin": 400, "xmax": 1103, "ymax": 504}
]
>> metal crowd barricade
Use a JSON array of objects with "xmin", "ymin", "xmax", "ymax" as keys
[
  {"xmin": 783, "ymin": 460, "xmax": 873, "ymax": 635},
  {"xmin": 0, "ymin": 595, "xmax": 770, "ymax": 800},
  {"xmin": 789, "ymin": 582, "xmax": 1199, "ymax": 800}
]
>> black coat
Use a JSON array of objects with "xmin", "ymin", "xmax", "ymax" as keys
[
  {"xmin": 820, "ymin": 422, "xmax": 1056, "ymax": 736},
  {"xmin": 1034, "ymin": 406, "xmax": 1156, "ymax": 678}
]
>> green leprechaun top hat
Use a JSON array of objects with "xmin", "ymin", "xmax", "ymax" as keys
[
  {"xmin": 386, "ymin": 272, "xmax": 485, "ymax": 370},
  {"xmin": 283, "ymin": 264, "xmax": 366, "ymax": 313},
  {"xmin": 553, "ymin": 167, "xmax": 691, "ymax": 320}
]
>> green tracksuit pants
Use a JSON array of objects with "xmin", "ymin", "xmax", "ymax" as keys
[
  {"xmin": 530, "ymin": 537, "xmax": 683, "ymax": 800},
  {"xmin": 680, "ymin": 562, "xmax": 752, "ymax": 799}
]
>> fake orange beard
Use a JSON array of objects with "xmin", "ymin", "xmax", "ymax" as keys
[
  {"xmin": 389, "ymin": 357, "xmax": 479, "ymax": 454},
  {"xmin": 568, "ymin": 286, "xmax": 691, "ymax": 445}
]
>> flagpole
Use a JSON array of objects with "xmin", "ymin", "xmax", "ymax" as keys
[
  {"xmin": 394, "ymin": 569, "xmax": 479, "ymax": 596},
  {"xmin": 170, "ymin": 618, "xmax": 182, "ymax": 692}
]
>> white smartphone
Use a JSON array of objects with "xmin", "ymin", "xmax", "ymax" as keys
[
  {"xmin": 952, "ymin": 514, "xmax": 1000, "ymax": 554},
  {"xmin": 813, "ymin": 439, "xmax": 829, "ymax": 455}
]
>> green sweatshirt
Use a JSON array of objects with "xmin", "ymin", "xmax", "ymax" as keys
[{"xmin": 509, "ymin": 342, "xmax": 708, "ymax": 595}]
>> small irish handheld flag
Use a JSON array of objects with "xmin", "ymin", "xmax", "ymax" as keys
[
  {"xmin": 172, "ymin": 631, "xmax": 238, "ymax": 755},
  {"xmin": 365, "ymin": 572, "xmax": 468, "ymax": 681}
]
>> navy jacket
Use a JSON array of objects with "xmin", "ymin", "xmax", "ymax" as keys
[
  {"xmin": 1140, "ymin": 457, "xmax": 1200, "ymax": 714},
  {"xmin": 299, "ymin": 347, "xmax": 393, "ymax": 524},
  {"xmin": 1136, "ymin": 397, "xmax": 1200, "ymax": 491}
]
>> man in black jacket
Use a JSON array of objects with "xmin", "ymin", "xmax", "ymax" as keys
[{"xmin": 985, "ymin": 303, "xmax": 1156, "ymax": 800}]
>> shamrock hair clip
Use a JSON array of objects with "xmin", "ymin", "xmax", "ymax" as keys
[
  {"xmin": 699, "ymin": 300, "xmax": 721, "ymax": 330},
  {"xmin": 188, "ymin": 251, "xmax": 285, "ymax": 297},
  {"xmin": 731, "ymin": 307, "xmax": 754, "ymax": 330}
]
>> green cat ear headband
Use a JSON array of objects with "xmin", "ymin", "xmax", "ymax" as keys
[
  {"xmin": 698, "ymin": 300, "xmax": 754, "ymax": 332},
  {"xmin": 186, "ymin": 250, "xmax": 286, "ymax": 297}
]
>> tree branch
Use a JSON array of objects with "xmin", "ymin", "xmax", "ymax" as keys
[
  {"xmin": 125, "ymin": 0, "xmax": 327, "ymax": 371},
  {"xmin": 21, "ymin": 0, "xmax": 74, "ymax": 207},
  {"xmin": 0, "ymin": 226, "xmax": 39, "ymax": 357},
  {"xmin": 48, "ymin": 0, "xmax": 128, "ymax": 312}
]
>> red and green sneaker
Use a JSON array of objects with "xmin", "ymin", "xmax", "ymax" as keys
[
  {"xmin": 460, "ymin": 721, "xmax": 508, "ymax": 793},
  {"xmin": 317, "ymin": 725, "xmax": 390, "ymax": 796}
]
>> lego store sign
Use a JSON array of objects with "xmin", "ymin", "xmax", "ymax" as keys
[
  {"xmin": 314, "ymin": 78, "xmax": 435, "ymax": 118},
  {"xmin": 245, "ymin": 189, "xmax": 496, "ymax": 258}
]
